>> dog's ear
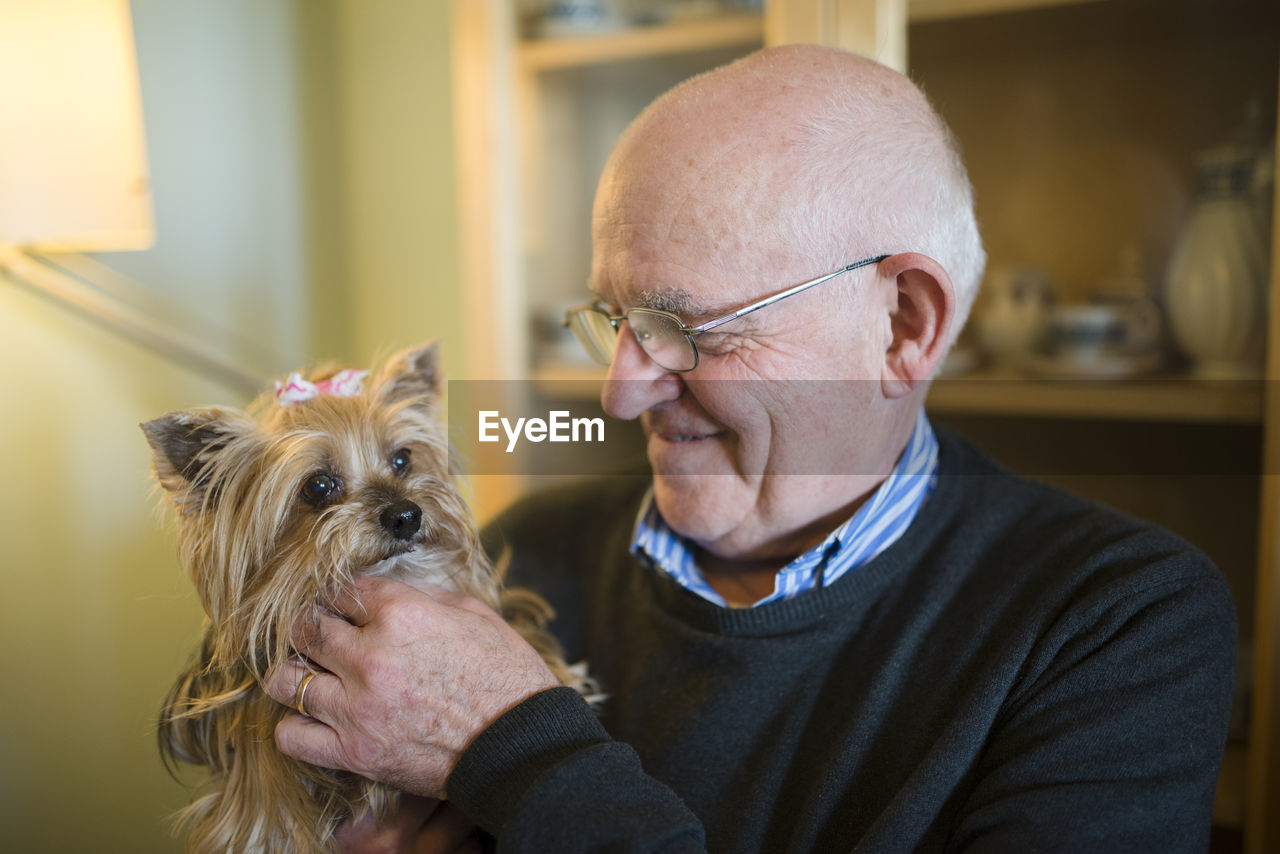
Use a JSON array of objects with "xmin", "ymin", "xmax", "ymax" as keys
[
  {"xmin": 141, "ymin": 409, "xmax": 251, "ymax": 499},
  {"xmin": 377, "ymin": 341, "xmax": 442, "ymax": 411}
]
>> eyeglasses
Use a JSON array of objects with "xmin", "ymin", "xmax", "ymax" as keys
[{"xmin": 562, "ymin": 255, "xmax": 888, "ymax": 372}]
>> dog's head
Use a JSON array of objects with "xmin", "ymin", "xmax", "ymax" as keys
[{"xmin": 143, "ymin": 342, "xmax": 483, "ymax": 674}]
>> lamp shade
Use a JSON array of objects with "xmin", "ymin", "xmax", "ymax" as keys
[{"xmin": 0, "ymin": 0, "xmax": 154, "ymax": 251}]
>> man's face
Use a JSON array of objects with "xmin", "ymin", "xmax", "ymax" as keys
[{"xmin": 590, "ymin": 147, "xmax": 901, "ymax": 561}]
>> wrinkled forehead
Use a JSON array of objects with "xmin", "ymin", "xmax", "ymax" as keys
[
  {"xmin": 591, "ymin": 138, "xmax": 813, "ymax": 314},
  {"xmin": 601, "ymin": 83, "xmax": 803, "ymax": 215}
]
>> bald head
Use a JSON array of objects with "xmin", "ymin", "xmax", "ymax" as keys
[{"xmin": 594, "ymin": 45, "xmax": 985, "ymax": 338}]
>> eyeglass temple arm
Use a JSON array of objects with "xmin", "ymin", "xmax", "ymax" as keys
[{"xmin": 687, "ymin": 255, "xmax": 889, "ymax": 334}]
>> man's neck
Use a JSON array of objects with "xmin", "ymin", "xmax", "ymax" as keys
[
  {"xmin": 696, "ymin": 550, "xmax": 790, "ymax": 608},
  {"xmin": 689, "ymin": 407, "xmax": 927, "ymax": 606},
  {"xmin": 693, "ymin": 489, "xmax": 872, "ymax": 606}
]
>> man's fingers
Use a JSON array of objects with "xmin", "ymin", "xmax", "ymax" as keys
[
  {"xmin": 321, "ymin": 580, "xmax": 372, "ymax": 626},
  {"xmin": 274, "ymin": 710, "xmax": 346, "ymax": 770},
  {"xmin": 265, "ymin": 657, "xmax": 339, "ymax": 723},
  {"xmin": 264, "ymin": 656, "xmax": 308, "ymax": 708},
  {"xmin": 291, "ymin": 606, "xmax": 359, "ymax": 668},
  {"xmin": 262, "ymin": 574, "xmax": 547, "ymax": 801}
]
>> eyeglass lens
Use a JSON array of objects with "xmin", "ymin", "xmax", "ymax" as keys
[
  {"xmin": 566, "ymin": 309, "xmax": 617, "ymax": 366},
  {"xmin": 628, "ymin": 309, "xmax": 696, "ymax": 371},
  {"xmin": 567, "ymin": 308, "xmax": 696, "ymax": 372}
]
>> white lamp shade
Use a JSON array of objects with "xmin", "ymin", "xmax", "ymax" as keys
[{"xmin": 0, "ymin": 0, "xmax": 154, "ymax": 251}]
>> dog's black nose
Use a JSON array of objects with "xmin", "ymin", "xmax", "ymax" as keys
[{"xmin": 380, "ymin": 499, "xmax": 422, "ymax": 541}]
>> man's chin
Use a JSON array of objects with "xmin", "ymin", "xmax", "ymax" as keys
[{"xmin": 651, "ymin": 473, "xmax": 748, "ymax": 545}]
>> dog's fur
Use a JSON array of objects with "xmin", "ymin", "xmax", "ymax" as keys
[{"xmin": 143, "ymin": 342, "xmax": 587, "ymax": 853}]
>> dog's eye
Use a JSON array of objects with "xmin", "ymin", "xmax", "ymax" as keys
[
  {"xmin": 300, "ymin": 472, "xmax": 338, "ymax": 505},
  {"xmin": 390, "ymin": 448, "xmax": 411, "ymax": 476}
]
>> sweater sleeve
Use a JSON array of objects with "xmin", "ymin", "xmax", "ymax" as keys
[
  {"xmin": 446, "ymin": 687, "xmax": 707, "ymax": 852},
  {"xmin": 947, "ymin": 567, "xmax": 1237, "ymax": 853}
]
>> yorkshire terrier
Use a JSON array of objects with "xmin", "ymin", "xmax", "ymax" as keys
[{"xmin": 143, "ymin": 342, "xmax": 591, "ymax": 853}]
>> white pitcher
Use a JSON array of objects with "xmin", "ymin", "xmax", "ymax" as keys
[{"xmin": 1164, "ymin": 140, "xmax": 1269, "ymax": 378}]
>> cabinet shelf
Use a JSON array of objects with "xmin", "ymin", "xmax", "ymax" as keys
[
  {"xmin": 928, "ymin": 370, "xmax": 1264, "ymax": 423},
  {"xmin": 908, "ymin": 0, "xmax": 1107, "ymax": 22},
  {"xmin": 534, "ymin": 363, "xmax": 1265, "ymax": 424},
  {"xmin": 517, "ymin": 12, "xmax": 764, "ymax": 71},
  {"xmin": 515, "ymin": 0, "xmax": 1103, "ymax": 72}
]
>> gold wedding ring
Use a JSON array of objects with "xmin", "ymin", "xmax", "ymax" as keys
[{"xmin": 295, "ymin": 671, "xmax": 318, "ymax": 717}]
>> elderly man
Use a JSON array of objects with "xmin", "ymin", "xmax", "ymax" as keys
[{"xmin": 267, "ymin": 45, "xmax": 1235, "ymax": 852}]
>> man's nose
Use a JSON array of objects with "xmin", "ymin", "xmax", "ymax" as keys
[{"xmin": 600, "ymin": 324, "xmax": 682, "ymax": 420}]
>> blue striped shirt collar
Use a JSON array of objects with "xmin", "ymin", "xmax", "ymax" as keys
[{"xmin": 630, "ymin": 409, "xmax": 939, "ymax": 608}]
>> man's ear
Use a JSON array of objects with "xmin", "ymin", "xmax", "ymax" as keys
[
  {"xmin": 878, "ymin": 253, "xmax": 955, "ymax": 398},
  {"xmin": 377, "ymin": 341, "xmax": 442, "ymax": 411}
]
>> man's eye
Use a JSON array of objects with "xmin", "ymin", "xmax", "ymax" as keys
[
  {"xmin": 301, "ymin": 472, "xmax": 339, "ymax": 505},
  {"xmin": 390, "ymin": 448, "xmax": 412, "ymax": 475}
]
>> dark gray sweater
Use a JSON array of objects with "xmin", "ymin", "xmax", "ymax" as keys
[{"xmin": 450, "ymin": 429, "xmax": 1236, "ymax": 853}]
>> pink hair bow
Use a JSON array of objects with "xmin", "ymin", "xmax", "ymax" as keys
[{"xmin": 275, "ymin": 369, "xmax": 369, "ymax": 405}]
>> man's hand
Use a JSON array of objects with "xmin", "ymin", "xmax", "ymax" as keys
[
  {"xmin": 334, "ymin": 795, "xmax": 483, "ymax": 854},
  {"xmin": 264, "ymin": 576, "xmax": 560, "ymax": 800}
]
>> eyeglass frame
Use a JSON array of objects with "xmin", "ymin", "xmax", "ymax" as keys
[{"xmin": 562, "ymin": 254, "xmax": 890, "ymax": 372}]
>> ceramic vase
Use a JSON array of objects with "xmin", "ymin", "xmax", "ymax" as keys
[{"xmin": 1164, "ymin": 146, "xmax": 1269, "ymax": 378}]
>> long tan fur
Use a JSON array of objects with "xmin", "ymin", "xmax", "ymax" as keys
[{"xmin": 143, "ymin": 342, "xmax": 589, "ymax": 853}]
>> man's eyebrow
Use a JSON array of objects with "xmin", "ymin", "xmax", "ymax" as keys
[
  {"xmin": 588, "ymin": 284, "xmax": 742, "ymax": 322},
  {"xmin": 588, "ymin": 283, "xmax": 694, "ymax": 312},
  {"xmin": 635, "ymin": 288, "xmax": 744, "ymax": 320},
  {"xmin": 634, "ymin": 288, "xmax": 699, "ymax": 315}
]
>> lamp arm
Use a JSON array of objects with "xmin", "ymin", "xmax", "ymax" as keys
[{"xmin": 0, "ymin": 245, "xmax": 263, "ymax": 398}]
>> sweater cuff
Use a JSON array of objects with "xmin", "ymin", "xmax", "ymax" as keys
[{"xmin": 446, "ymin": 686, "xmax": 611, "ymax": 834}]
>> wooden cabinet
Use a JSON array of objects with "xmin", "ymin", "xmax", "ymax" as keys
[
  {"xmin": 909, "ymin": 4, "xmax": 1278, "ymax": 851},
  {"xmin": 451, "ymin": 0, "xmax": 1279, "ymax": 849}
]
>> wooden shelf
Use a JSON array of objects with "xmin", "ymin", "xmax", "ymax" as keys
[
  {"xmin": 516, "ymin": 0, "xmax": 1107, "ymax": 71},
  {"xmin": 518, "ymin": 12, "xmax": 764, "ymax": 71},
  {"xmin": 908, "ymin": 0, "xmax": 1109, "ymax": 23},
  {"xmin": 516, "ymin": 0, "xmax": 1110, "ymax": 72},
  {"xmin": 929, "ymin": 370, "xmax": 1264, "ymax": 423},
  {"xmin": 535, "ymin": 363, "xmax": 1265, "ymax": 423}
]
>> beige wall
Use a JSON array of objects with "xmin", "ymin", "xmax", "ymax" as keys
[
  {"xmin": 0, "ymin": 272, "xmax": 237, "ymax": 852},
  {"xmin": 332, "ymin": 0, "xmax": 463, "ymax": 374},
  {"xmin": 0, "ymin": 1, "xmax": 459, "ymax": 850}
]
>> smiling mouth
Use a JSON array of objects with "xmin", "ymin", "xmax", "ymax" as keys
[
  {"xmin": 644, "ymin": 410, "xmax": 726, "ymax": 445},
  {"xmin": 653, "ymin": 429, "xmax": 723, "ymax": 443}
]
